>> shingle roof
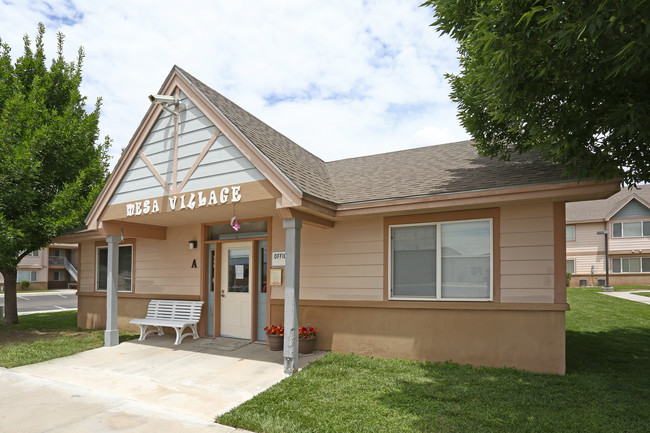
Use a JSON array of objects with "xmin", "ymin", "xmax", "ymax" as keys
[
  {"xmin": 566, "ymin": 185, "xmax": 650, "ymax": 222},
  {"xmin": 177, "ymin": 66, "xmax": 573, "ymax": 206},
  {"xmin": 326, "ymin": 141, "xmax": 566, "ymax": 204},
  {"xmin": 177, "ymin": 67, "xmax": 338, "ymax": 202}
]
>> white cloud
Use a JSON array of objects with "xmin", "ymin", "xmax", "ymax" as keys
[{"xmin": 0, "ymin": 0, "xmax": 470, "ymax": 167}]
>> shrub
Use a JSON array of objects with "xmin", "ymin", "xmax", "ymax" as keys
[{"xmin": 19, "ymin": 280, "xmax": 31, "ymax": 290}]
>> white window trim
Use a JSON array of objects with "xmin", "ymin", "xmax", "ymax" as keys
[
  {"xmin": 612, "ymin": 257, "xmax": 650, "ymax": 273},
  {"xmin": 612, "ymin": 220, "xmax": 650, "ymax": 238},
  {"xmin": 388, "ymin": 218, "xmax": 493, "ymax": 302},
  {"xmin": 53, "ymin": 271, "xmax": 65, "ymax": 281},
  {"xmin": 17, "ymin": 270, "xmax": 38, "ymax": 282},
  {"xmin": 95, "ymin": 244, "xmax": 134, "ymax": 292}
]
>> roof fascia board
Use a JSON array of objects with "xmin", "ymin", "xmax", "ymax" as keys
[
  {"xmin": 86, "ymin": 102, "xmax": 167, "ymax": 230},
  {"xmin": 86, "ymin": 68, "xmax": 182, "ymax": 229},
  {"xmin": 334, "ymin": 179, "xmax": 620, "ymax": 218},
  {"xmin": 173, "ymin": 68, "xmax": 303, "ymax": 206}
]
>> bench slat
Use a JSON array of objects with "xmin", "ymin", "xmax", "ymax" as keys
[{"xmin": 130, "ymin": 299, "xmax": 204, "ymax": 345}]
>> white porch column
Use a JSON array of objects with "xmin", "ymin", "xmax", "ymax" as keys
[
  {"xmin": 104, "ymin": 235, "xmax": 121, "ymax": 347},
  {"xmin": 283, "ymin": 217, "xmax": 302, "ymax": 374}
]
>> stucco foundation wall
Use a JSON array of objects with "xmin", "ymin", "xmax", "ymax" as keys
[
  {"xmin": 77, "ymin": 294, "xmax": 151, "ymax": 331},
  {"xmin": 77, "ymin": 293, "xmax": 204, "ymax": 332},
  {"xmin": 271, "ymin": 302, "xmax": 566, "ymax": 374}
]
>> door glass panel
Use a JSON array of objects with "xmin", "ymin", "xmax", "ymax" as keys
[
  {"xmin": 257, "ymin": 241, "xmax": 268, "ymax": 341},
  {"xmin": 228, "ymin": 249, "xmax": 249, "ymax": 292}
]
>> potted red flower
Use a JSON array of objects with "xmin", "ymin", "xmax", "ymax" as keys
[
  {"xmin": 298, "ymin": 325, "xmax": 318, "ymax": 355},
  {"xmin": 264, "ymin": 324, "xmax": 284, "ymax": 351}
]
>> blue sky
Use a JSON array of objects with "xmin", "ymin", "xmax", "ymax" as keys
[{"xmin": 0, "ymin": 0, "xmax": 469, "ymax": 168}]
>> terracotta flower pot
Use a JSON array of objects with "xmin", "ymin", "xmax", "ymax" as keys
[
  {"xmin": 299, "ymin": 336, "xmax": 316, "ymax": 355},
  {"xmin": 267, "ymin": 334, "xmax": 283, "ymax": 351}
]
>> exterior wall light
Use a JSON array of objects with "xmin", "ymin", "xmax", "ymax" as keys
[{"xmin": 188, "ymin": 241, "xmax": 197, "ymax": 250}]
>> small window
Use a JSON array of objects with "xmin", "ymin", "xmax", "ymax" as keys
[
  {"xmin": 566, "ymin": 259, "xmax": 575, "ymax": 274},
  {"xmin": 28, "ymin": 251, "xmax": 39, "ymax": 257},
  {"xmin": 17, "ymin": 271, "xmax": 37, "ymax": 282},
  {"xmin": 53, "ymin": 271, "xmax": 65, "ymax": 281},
  {"xmin": 566, "ymin": 225, "xmax": 575, "ymax": 241},
  {"xmin": 613, "ymin": 223, "xmax": 622, "ymax": 238},
  {"xmin": 96, "ymin": 245, "xmax": 133, "ymax": 292}
]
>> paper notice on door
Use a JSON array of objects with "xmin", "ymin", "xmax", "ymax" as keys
[{"xmin": 235, "ymin": 265, "xmax": 244, "ymax": 279}]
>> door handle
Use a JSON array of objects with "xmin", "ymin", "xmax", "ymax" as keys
[{"xmin": 221, "ymin": 289, "xmax": 225, "ymax": 298}]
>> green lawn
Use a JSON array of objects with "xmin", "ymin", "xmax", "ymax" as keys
[
  {"xmin": 216, "ymin": 287, "xmax": 650, "ymax": 433},
  {"xmin": 614, "ymin": 285, "xmax": 650, "ymax": 291},
  {"xmin": 0, "ymin": 310, "xmax": 137, "ymax": 368},
  {"xmin": 633, "ymin": 292, "xmax": 650, "ymax": 298}
]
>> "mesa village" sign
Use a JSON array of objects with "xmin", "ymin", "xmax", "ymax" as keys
[{"xmin": 125, "ymin": 186, "xmax": 242, "ymax": 217}]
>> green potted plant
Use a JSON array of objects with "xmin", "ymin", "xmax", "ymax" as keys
[
  {"xmin": 264, "ymin": 324, "xmax": 284, "ymax": 351},
  {"xmin": 298, "ymin": 325, "xmax": 318, "ymax": 355}
]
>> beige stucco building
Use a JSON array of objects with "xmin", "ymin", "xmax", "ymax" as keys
[
  {"xmin": 566, "ymin": 186, "xmax": 650, "ymax": 287},
  {"xmin": 61, "ymin": 66, "xmax": 619, "ymax": 374}
]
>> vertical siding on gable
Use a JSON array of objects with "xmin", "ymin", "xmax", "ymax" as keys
[
  {"xmin": 109, "ymin": 91, "xmax": 265, "ymax": 205},
  {"xmin": 500, "ymin": 203, "xmax": 555, "ymax": 302},
  {"xmin": 109, "ymin": 156, "xmax": 169, "ymax": 204},
  {"xmin": 612, "ymin": 199, "xmax": 650, "ymax": 219}
]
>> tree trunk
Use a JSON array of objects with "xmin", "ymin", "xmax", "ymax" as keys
[{"xmin": 1, "ymin": 268, "xmax": 19, "ymax": 324}]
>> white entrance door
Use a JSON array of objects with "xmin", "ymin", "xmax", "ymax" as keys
[{"xmin": 220, "ymin": 242, "xmax": 252, "ymax": 339}]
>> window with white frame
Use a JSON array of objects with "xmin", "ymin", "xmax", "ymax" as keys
[
  {"xmin": 27, "ymin": 250, "xmax": 39, "ymax": 257},
  {"xmin": 96, "ymin": 245, "xmax": 133, "ymax": 292},
  {"xmin": 566, "ymin": 259, "xmax": 575, "ymax": 274},
  {"xmin": 390, "ymin": 219, "xmax": 492, "ymax": 300},
  {"xmin": 612, "ymin": 257, "xmax": 650, "ymax": 273},
  {"xmin": 17, "ymin": 271, "xmax": 37, "ymax": 282},
  {"xmin": 53, "ymin": 271, "xmax": 65, "ymax": 281},
  {"xmin": 612, "ymin": 221, "xmax": 650, "ymax": 238},
  {"xmin": 566, "ymin": 225, "xmax": 575, "ymax": 241}
]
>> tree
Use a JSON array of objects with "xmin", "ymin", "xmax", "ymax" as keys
[
  {"xmin": 0, "ymin": 24, "xmax": 110, "ymax": 324},
  {"xmin": 423, "ymin": 0, "xmax": 650, "ymax": 186}
]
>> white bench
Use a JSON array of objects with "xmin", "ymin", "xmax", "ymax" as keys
[{"xmin": 130, "ymin": 300, "xmax": 204, "ymax": 345}]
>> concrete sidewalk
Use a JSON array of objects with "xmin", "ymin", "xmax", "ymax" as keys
[
  {"xmin": 600, "ymin": 290, "xmax": 650, "ymax": 305},
  {"xmin": 0, "ymin": 336, "xmax": 326, "ymax": 432},
  {"xmin": 0, "ymin": 289, "xmax": 78, "ymax": 298}
]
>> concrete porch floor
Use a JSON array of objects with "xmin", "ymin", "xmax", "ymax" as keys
[{"xmin": 0, "ymin": 336, "xmax": 326, "ymax": 432}]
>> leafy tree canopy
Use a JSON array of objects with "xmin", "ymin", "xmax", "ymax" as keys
[
  {"xmin": 0, "ymin": 23, "xmax": 110, "ymax": 323},
  {"xmin": 423, "ymin": 0, "xmax": 649, "ymax": 186}
]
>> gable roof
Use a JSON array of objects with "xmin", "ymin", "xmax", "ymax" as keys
[
  {"xmin": 87, "ymin": 65, "xmax": 619, "ymax": 230},
  {"xmin": 177, "ymin": 67, "xmax": 578, "ymax": 205},
  {"xmin": 566, "ymin": 186, "xmax": 650, "ymax": 223},
  {"xmin": 176, "ymin": 67, "xmax": 337, "ymax": 202}
]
